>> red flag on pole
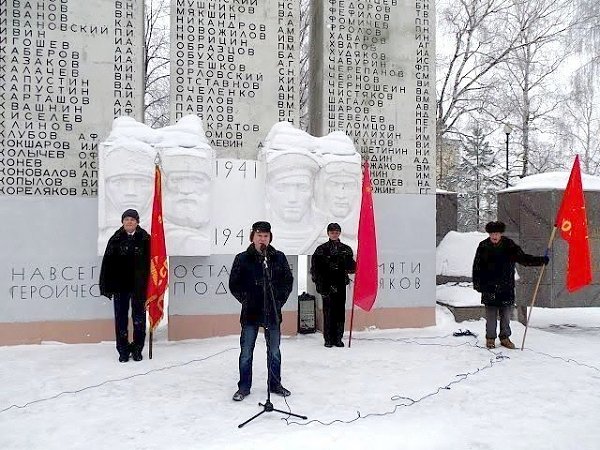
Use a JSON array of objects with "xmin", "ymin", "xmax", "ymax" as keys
[
  {"xmin": 352, "ymin": 161, "xmax": 378, "ymax": 311},
  {"xmin": 146, "ymin": 164, "xmax": 168, "ymax": 330},
  {"xmin": 555, "ymin": 155, "xmax": 592, "ymax": 292}
]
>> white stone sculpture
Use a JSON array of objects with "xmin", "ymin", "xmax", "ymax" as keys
[
  {"xmin": 159, "ymin": 116, "xmax": 215, "ymax": 256},
  {"xmin": 98, "ymin": 115, "xmax": 215, "ymax": 256},
  {"xmin": 261, "ymin": 122, "xmax": 325, "ymax": 254},
  {"xmin": 314, "ymin": 132, "xmax": 362, "ymax": 250},
  {"xmin": 99, "ymin": 118, "xmax": 362, "ymax": 256},
  {"xmin": 98, "ymin": 118, "xmax": 157, "ymax": 252}
]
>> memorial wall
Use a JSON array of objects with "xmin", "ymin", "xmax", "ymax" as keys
[
  {"xmin": 170, "ymin": 0, "xmax": 300, "ymax": 158},
  {"xmin": 309, "ymin": 0, "xmax": 437, "ymax": 328},
  {"xmin": 1, "ymin": 0, "xmax": 438, "ymax": 344},
  {"xmin": 0, "ymin": 0, "xmax": 145, "ymax": 344},
  {"xmin": 167, "ymin": 0, "xmax": 303, "ymax": 338}
]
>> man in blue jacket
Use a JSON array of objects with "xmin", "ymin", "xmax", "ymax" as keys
[{"xmin": 229, "ymin": 221, "xmax": 294, "ymax": 401}]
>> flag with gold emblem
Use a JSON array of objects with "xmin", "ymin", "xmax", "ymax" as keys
[
  {"xmin": 555, "ymin": 155, "xmax": 592, "ymax": 292},
  {"xmin": 146, "ymin": 164, "xmax": 168, "ymax": 330}
]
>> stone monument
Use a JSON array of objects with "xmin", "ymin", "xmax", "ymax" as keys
[
  {"xmin": 0, "ymin": 0, "xmax": 145, "ymax": 345},
  {"xmin": 170, "ymin": 0, "xmax": 300, "ymax": 158},
  {"xmin": 98, "ymin": 115, "xmax": 217, "ymax": 257},
  {"xmin": 309, "ymin": 0, "xmax": 437, "ymax": 329},
  {"xmin": 498, "ymin": 172, "xmax": 600, "ymax": 313}
]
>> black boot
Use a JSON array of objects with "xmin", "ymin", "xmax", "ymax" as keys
[{"xmin": 130, "ymin": 343, "xmax": 143, "ymax": 361}]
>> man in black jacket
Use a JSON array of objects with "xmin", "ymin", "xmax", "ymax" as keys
[
  {"xmin": 472, "ymin": 221, "xmax": 548, "ymax": 349},
  {"xmin": 229, "ymin": 221, "xmax": 294, "ymax": 401},
  {"xmin": 310, "ymin": 223, "xmax": 356, "ymax": 347},
  {"xmin": 99, "ymin": 209, "xmax": 150, "ymax": 362}
]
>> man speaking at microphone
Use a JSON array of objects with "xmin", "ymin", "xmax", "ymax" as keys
[{"xmin": 229, "ymin": 221, "xmax": 294, "ymax": 402}]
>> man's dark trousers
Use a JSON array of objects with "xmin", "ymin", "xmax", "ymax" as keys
[
  {"xmin": 113, "ymin": 292, "xmax": 146, "ymax": 356},
  {"xmin": 322, "ymin": 285, "xmax": 346, "ymax": 345}
]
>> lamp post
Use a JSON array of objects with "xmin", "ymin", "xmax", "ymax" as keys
[{"xmin": 504, "ymin": 123, "xmax": 513, "ymax": 188}]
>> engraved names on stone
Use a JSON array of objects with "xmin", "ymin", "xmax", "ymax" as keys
[
  {"xmin": 414, "ymin": 0, "xmax": 433, "ymax": 195},
  {"xmin": 318, "ymin": 0, "xmax": 435, "ymax": 194},
  {"xmin": 0, "ymin": 0, "xmax": 144, "ymax": 197},
  {"xmin": 171, "ymin": 0, "xmax": 300, "ymax": 158}
]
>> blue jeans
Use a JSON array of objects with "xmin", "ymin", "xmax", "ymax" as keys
[{"xmin": 238, "ymin": 323, "xmax": 282, "ymax": 393}]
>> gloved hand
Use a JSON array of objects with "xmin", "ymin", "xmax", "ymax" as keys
[{"xmin": 543, "ymin": 256, "xmax": 550, "ymax": 266}]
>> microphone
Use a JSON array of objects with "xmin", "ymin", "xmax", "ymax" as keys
[{"xmin": 260, "ymin": 244, "xmax": 268, "ymax": 268}]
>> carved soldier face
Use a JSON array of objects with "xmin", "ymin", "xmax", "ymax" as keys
[
  {"xmin": 103, "ymin": 145, "xmax": 154, "ymax": 220},
  {"xmin": 105, "ymin": 173, "xmax": 153, "ymax": 215},
  {"xmin": 323, "ymin": 172, "xmax": 360, "ymax": 218},
  {"xmin": 163, "ymin": 169, "xmax": 211, "ymax": 228},
  {"xmin": 267, "ymin": 173, "xmax": 313, "ymax": 222}
]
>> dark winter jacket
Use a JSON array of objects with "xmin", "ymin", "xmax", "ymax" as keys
[
  {"xmin": 310, "ymin": 239, "xmax": 356, "ymax": 295},
  {"xmin": 472, "ymin": 236, "xmax": 546, "ymax": 306},
  {"xmin": 229, "ymin": 244, "xmax": 294, "ymax": 326},
  {"xmin": 99, "ymin": 226, "xmax": 151, "ymax": 300}
]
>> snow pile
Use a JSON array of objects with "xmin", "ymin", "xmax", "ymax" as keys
[
  {"xmin": 436, "ymin": 282, "xmax": 481, "ymax": 307},
  {"xmin": 503, "ymin": 171, "xmax": 600, "ymax": 192},
  {"xmin": 436, "ymin": 230, "xmax": 486, "ymax": 277}
]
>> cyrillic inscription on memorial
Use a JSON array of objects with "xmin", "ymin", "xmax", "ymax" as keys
[
  {"xmin": 320, "ymin": 0, "xmax": 435, "ymax": 194},
  {"xmin": 171, "ymin": 0, "xmax": 300, "ymax": 158},
  {"xmin": 0, "ymin": 0, "xmax": 144, "ymax": 197},
  {"xmin": 414, "ymin": 0, "xmax": 433, "ymax": 195}
]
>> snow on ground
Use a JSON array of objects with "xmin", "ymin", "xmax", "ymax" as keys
[
  {"xmin": 1, "ymin": 306, "xmax": 599, "ymax": 450},
  {"xmin": 527, "ymin": 307, "xmax": 600, "ymax": 338}
]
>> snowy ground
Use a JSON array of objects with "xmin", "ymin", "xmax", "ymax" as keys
[{"xmin": 1, "ymin": 306, "xmax": 599, "ymax": 450}]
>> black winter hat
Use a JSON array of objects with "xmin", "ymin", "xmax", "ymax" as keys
[
  {"xmin": 485, "ymin": 221, "xmax": 506, "ymax": 233},
  {"xmin": 252, "ymin": 221, "xmax": 271, "ymax": 233},
  {"xmin": 327, "ymin": 222, "xmax": 342, "ymax": 232},
  {"xmin": 121, "ymin": 209, "xmax": 140, "ymax": 222}
]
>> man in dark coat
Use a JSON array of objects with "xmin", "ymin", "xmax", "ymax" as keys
[
  {"xmin": 310, "ymin": 223, "xmax": 356, "ymax": 347},
  {"xmin": 472, "ymin": 221, "xmax": 548, "ymax": 349},
  {"xmin": 99, "ymin": 209, "xmax": 150, "ymax": 362},
  {"xmin": 229, "ymin": 221, "xmax": 294, "ymax": 401}
]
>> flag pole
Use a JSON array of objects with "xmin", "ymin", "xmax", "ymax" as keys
[
  {"xmin": 348, "ymin": 300, "xmax": 356, "ymax": 348},
  {"xmin": 521, "ymin": 226, "xmax": 558, "ymax": 351},
  {"xmin": 149, "ymin": 329, "xmax": 154, "ymax": 359}
]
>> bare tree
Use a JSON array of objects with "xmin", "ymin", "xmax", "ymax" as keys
[
  {"xmin": 572, "ymin": 0, "xmax": 600, "ymax": 69},
  {"xmin": 144, "ymin": 0, "xmax": 171, "ymax": 128},
  {"xmin": 435, "ymin": 0, "xmax": 521, "ymax": 187},
  {"xmin": 499, "ymin": 0, "xmax": 575, "ymax": 178},
  {"xmin": 436, "ymin": 2, "xmax": 513, "ymax": 133},
  {"xmin": 556, "ymin": 66, "xmax": 600, "ymax": 174}
]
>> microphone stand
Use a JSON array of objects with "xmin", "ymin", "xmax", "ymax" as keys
[{"xmin": 238, "ymin": 246, "xmax": 307, "ymax": 428}]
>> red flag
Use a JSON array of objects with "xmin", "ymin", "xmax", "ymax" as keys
[
  {"xmin": 555, "ymin": 155, "xmax": 592, "ymax": 292},
  {"xmin": 146, "ymin": 164, "xmax": 168, "ymax": 330},
  {"xmin": 352, "ymin": 161, "xmax": 378, "ymax": 311}
]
